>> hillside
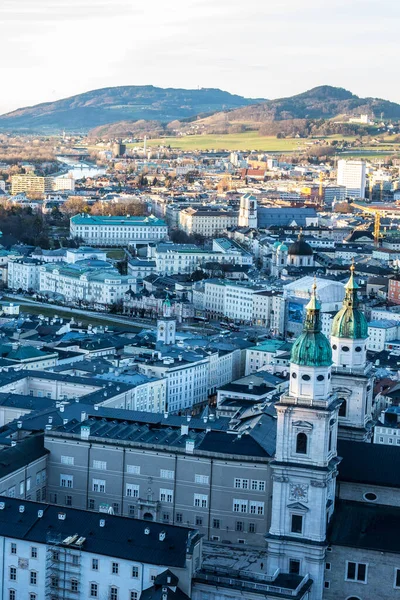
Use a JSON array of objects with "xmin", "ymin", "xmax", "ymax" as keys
[
  {"xmin": 187, "ymin": 86, "xmax": 400, "ymax": 132},
  {"xmin": 0, "ymin": 86, "xmax": 262, "ymax": 133},
  {"xmin": 87, "ymin": 86, "xmax": 400, "ymax": 139}
]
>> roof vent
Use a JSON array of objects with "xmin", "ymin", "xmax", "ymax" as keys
[
  {"xmin": 80, "ymin": 425, "xmax": 90, "ymax": 440},
  {"xmin": 0, "ymin": 502, "xmax": 5, "ymax": 510},
  {"xmin": 159, "ymin": 531, "xmax": 166, "ymax": 541},
  {"xmin": 185, "ymin": 439, "xmax": 195, "ymax": 454},
  {"xmin": 11, "ymin": 441, "xmax": 16, "ymax": 447},
  {"xmin": 19, "ymin": 505, "xmax": 25, "ymax": 513},
  {"xmin": 17, "ymin": 421, "xmax": 22, "ymax": 429},
  {"xmin": 99, "ymin": 519, "xmax": 105, "ymax": 528},
  {"xmin": 38, "ymin": 510, "xmax": 43, "ymax": 518},
  {"xmin": 58, "ymin": 512, "xmax": 66, "ymax": 520},
  {"xmin": 144, "ymin": 527, "xmax": 150, "ymax": 535}
]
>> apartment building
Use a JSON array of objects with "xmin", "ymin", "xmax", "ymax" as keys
[
  {"xmin": 70, "ymin": 214, "xmax": 168, "ymax": 247},
  {"xmin": 45, "ymin": 411, "xmax": 273, "ymax": 546},
  {"xmin": 7, "ymin": 258, "xmax": 43, "ymax": 292},
  {"xmin": 39, "ymin": 263, "xmax": 138, "ymax": 307},
  {"xmin": 153, "ymin": 241, "xmax": 252, "ymax": 276},
  {"xmin": 11, "ymin": 174, "xmax": 53, "ymax": 196},
  {"xmin": 336, "ymin": 159, "xmax": 367, "ymax": 198},
  {"xmin": 179, "ymin": 207, "xmax": 238, "ymax": 237},
  {"xmin": 0, "ymin": 497, "xmax": 200, "ymax": 600},
  {"xmin": 204, "ymin": 280, "xmax": 269, "ymax": 322}
]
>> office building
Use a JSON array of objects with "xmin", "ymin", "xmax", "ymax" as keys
[{"xmin": 337, "ymin": 159, "xmax": 367, "ymax": 198}]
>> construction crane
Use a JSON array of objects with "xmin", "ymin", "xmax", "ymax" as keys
[
  {"xmin": 353, "ymin": 202, "xmax": 383, "ymax": 247},
  {"xmin": 318, "ymin": 172, "xmax": 324, "ymax": 208}
]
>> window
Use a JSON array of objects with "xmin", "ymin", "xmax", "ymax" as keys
[
  {"xmin": 9, "ymin": 591, "xmax": 15, "ymax": 600},
  {"xmin": 196, "ymin": 516, "xmax": 203, "ymax": 526},
  {"xmin": 10, "ymin": 543, "xmax": 17, "ymax": 555},
  {"xmin": 163, "ymin": 513, "xmax": 170, "ymax": 522},
  {"xmin": 130, "ymin": 593, "xmax": 138, "ymax": 600},
  {"xmin": 234, "ymin": 478, "xmax": 249, "ymax": 489},
  {"xmin": 160, "ymin": 469, "xmax": 174, "ymax": 479},
  {"xmin": 249, "ymin": 522, "xmax": 256, "ymax": 533},
  {"xmin": 127, "ymin": 465, "xmax": 140, "ymax": 474},
  {"xmin": 160, "ymin": 489, "xmax": 173, "ymax": 503},
  {"xmin": 235, "ymin": 521, "xmax": 243, "ymax": 531},
  {"xmin": 213, "ymin": 519, "xmax": 220, "ymax": 529},
  {"xmin": 61, "ymin": 456, "xmax": 74, "ymax": 465},
  {"xmin": 88, "ymin": 499, "xmax": 95, "ymax": 510},
  {"xmin": 301, "ymin": 374, "xmax": 310, "ymax": 381},
  {"xmin": 296, "ymin": 433, "xmax": 308, "ymax": 454},
  {"xmin": 93, "ymin": 460, "xmax": 107, "ymax": 470},
  {"xmin": 194, "ymin": 494, "xmax": 208, "ymax": 508},
  {"xmin": 342, "ymin": 346, "xmax": 350, "ymax": 352},
  {"xmin": 110, "ymin": 587, "xmax": 118, "ymax": 600},
  {"xmin": 71, "ymin": 579, "xmax": 78, "ymax": 593},
  {"xmin": 30, "ymin": 571, "xmax": 37, "ymax": 585},
  {"xmin": 324, "ymin": 581, "xmax": 330, "ymax": 589},
  {"xmin": 292, "ymin": 372, "xmax": 297, "ymax": 379},
  {"xmin": 129, "ymin": 505, "xmax": 135, "ymax": 517},
  {"xmin": 19, "ymin": 481, "xmax": 24, "ymax": 496},
  {"xmin": 31, "ymin": 547, "xmax": 37, "ymax": 559},
  {"xmin": 176, "ymin": 513, "xmax": 183, "ymax": 523},
  {"xmin": 112, "ymin": 562, "xmax": 119, "ymax": 574},
  {"xmin": 9, "ymin": 566, "xmax": 17, "ymax": 581},
  {"xmin": 233, "ymin": 499, "xmax": 248, "ymax": 513},
  {"xmin": 30, "ymin": 594, "xmax": 37, "ymax": 600},
  {"xmin": 339, "ymin": 398, "xmax": 347, "ymax": 417},
  {"xmin": 289, "ymin": 559, "xmax": 300, "ymax": 575},
  {"xmin": 317, "ymin": 374, "xmax": 325, "ymax": 381},
  {"xmin": 250, "ymin": 501, "xmax": 264, "ymax": 515},
  {"xmin": 132, "ymin": 566, "xmax": 139, "ymax": 578},
  {"xmin": 195, "ymin": 474, "xmax": 209, "ymax": 484},
  {"xmin": 363, "ymin": 492, "xmax": 377, "ymax": 502},
  {"xmin": 395, "ymin": 568, "xmax": 400, "ymax": 589},
  {"xmin": 90, "ymin": 583, "xmax": 98, "ymax": 597},
  {"xmin": 51, "ymin": 576, "xmax": 59, "ymax": 588},
  {"xmin": 251, "ymin": 480, "xmax": 265, "ymax": 491},
  {"xmin": 26, "ymin": 477, "xmax": 31, "ymax": 492},
  {"xmin": 291, "ymin": 514, "xmax": 303, "ymax": 534},
  {"xmin": 355, "ymin": 346, "xmax": 362, "ymax": 352},
  {"xmin": 92, "ymin": 479, "xmax": 106, "ymax": 493},
  {"xmin": 72, "ymin": 554, "xmax": 79, "ymax": 566},
  {"xmin": 66, "ymin": 495, "xmax": 72, "ymax": 506},
  {"xmin": 60, "ymin": 474, "xmax": 73, "ymax": 488},
  {"xmin": 112, "ymin": 503, "xmax": 119, "ymax": 515},
  {"xmin": 346, "ymin": 561, "xmax": 367, "ymax": 583},
  {"xmin": 92, "ymin": 559, "xmax": 99, "ymax": 571}
]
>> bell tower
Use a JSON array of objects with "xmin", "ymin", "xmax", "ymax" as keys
[
  {"xmin": 157, "ymin": 295, "xmax": 176, "ymax": 346},
  {"xmin": 267, "ymin": 282, "xmax": 341, "ymax": 600},
  {"xmin": 330, "ymin": 262, "xmax": 373, "ymax": 440}
]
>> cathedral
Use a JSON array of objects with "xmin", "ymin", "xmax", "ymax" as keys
[{"xmin": 264, "ymin": 266, "xmax": 375, "ymax": 600}]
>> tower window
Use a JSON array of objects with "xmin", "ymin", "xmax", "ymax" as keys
[
  {"xmin": 342, "ymin": 346, "xmax": 350, "ymax": 352},
  {"xmin": 291, "ymin": 514, "xmax": 303, "ymax": 534},
  {"xmin": 332, "ymin": 344, "xmax": 337, "ymax": 350},
  {"xmin": 296, "ymin": 433, "xmax": 308, "ymax": 455},
  {"xmin": 339, "ymin": 398, "xmax": 347, "ymax": 417},
  {"xmin": 292, "ymin": 372, "xmax": 297, "ymax": 379},
  {"xmin": 289, "ymin": 559, "xmax": 300, "ymax": 574},
  {"xmin": 317, "ymin": 375, "xmax": 325, "ymax": 381},
  {"xmin": 301, "ymin": 374, "xmax": 310, "ymax": 381},
  {"xmin": 355, "ymin": 346, "xmax": 362, "ymax": 352}
]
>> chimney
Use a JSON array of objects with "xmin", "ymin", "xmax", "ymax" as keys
[
  {"xmin": 181, "ymin": 424, "xmax": 189, "ymax": 436},
  {"xmin": 80, "ymin": 411, "xmax": 87, "ymax": 422},
  {"xmin": 17, "ymin": 421, "xmax": 22, "ymax": 429},
  {"xmin": 159, "ymin": 531, "xmax": 166, "ymax": 541},
  {"xmin": 59, "ymin": 405, "xmax": 64, "ymax": 413},
  {"xmin": 58, "ymin": 512, "xmax": 66, "ymax": 520},
  {"xmin": 185, "ymin": 439, "xmax": 195, "ymax": 454},
  {"xmin": 99, "ymin": 519, "xmax": 105, "ymax": 528},
  {"xmin": 248, "ymin": 381, "xmax": 254, "ymax": 390},
  {"xmin": 80, "ymin": 425, "xmax": 90, "ymax": 440}
]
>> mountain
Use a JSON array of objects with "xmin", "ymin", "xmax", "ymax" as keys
[
  {"xmin": 188, "ymin": 86, "xmax": 400, "ymax": 131},
  {"xmin": 0, "ymin": 86, "xmax": 263, "ymax": 133}
]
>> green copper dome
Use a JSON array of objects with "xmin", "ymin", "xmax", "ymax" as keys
[
  {"xmin": 331, "ymin": 266, "xmax": 368, "ymax": 340},
  {"xmin": 291, "ymin": 283, "xmax": 333, "ymax": 367}
]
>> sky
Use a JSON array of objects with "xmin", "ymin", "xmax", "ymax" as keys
[{"xmin": 0, "ymin": 0, "xmax": 398, "ymax": 114}]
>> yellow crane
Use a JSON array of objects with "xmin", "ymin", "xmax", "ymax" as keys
[{"xmin": 353, "ymin": 202, "xmax": 382, "ymax": 247}]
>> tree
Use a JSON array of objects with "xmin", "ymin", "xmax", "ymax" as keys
[{"xmin": 60, "ymin": 197, "xmax": 89, "ymax": 217}]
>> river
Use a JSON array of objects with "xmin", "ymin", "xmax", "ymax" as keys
[{"xmin": 56, "ymin": 156, "xmax": 106, "ymax": 180}]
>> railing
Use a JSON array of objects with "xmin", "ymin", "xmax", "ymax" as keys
[{"xmin": 195, "ymin": 569, "xmax": 310, "ymax": 597}]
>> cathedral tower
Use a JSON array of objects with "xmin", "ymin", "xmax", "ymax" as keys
[
  {"xmin": 157, "ymin": 295, "xmax": 176, "ymax": 345},
  {"xmin": 331, "ymin": 263, "xmax": 373, "ymax": 440},
  {"xmin": 267, "ymin": 283, "xmax": 341, "ymax": 600}
]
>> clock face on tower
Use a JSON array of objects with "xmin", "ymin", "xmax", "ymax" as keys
[
  {"xmin": 159, "ymin": 325, "xmax": 165, "ymax": 333},
  {"xmin": 289, "ymin": 483, "xmax": 308, "ymax": 502}
]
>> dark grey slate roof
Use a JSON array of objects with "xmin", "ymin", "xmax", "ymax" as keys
[
  {"xmin": 0, "ymin": 434, "xmax": 47, "ymax": 478},
  {"xmin": 337, "ymin": 439, "xmax": 400, "ymax": 488},
  {"xmin": 329, "ymin": 499, "xmax": 400, "ymax": 553},
  {"xmin": 0, "ymin": 497, "xmax": 198, "ymax": 567}
]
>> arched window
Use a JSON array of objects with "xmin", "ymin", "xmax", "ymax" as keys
[
  {"xmin": 296, "ymin": 432, "xmax": 308, "ymax": 454},
  {"xmin": 339, "ymin": 398, "xmax": 347, "ymax": 417}
]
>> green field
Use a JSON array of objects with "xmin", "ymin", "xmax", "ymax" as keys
[
  {"xmin": 128, "ymin": 133, "xmax": 308, "ymax": 152},
  {"xmin": 126, "ymin": 131, "xmax": 400, "ymax": 155}
]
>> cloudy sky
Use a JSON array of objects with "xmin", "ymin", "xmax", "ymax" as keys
[{"xmin": 0, "ymin": 0, "xmax": 397, "ymax": 113}]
